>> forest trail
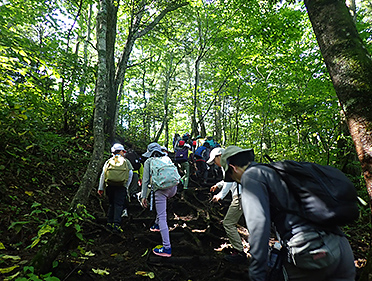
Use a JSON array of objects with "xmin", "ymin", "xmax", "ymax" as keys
[
  {"xmin": 81, "ymin": 183, "xmax": 251, "ymax": 281},
  {"xmin": 0, "ymin": 162, "xmax": 367, "ymax": 281}
]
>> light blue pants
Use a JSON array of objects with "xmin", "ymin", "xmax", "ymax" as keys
[{"xmin": 154, "ymin": 185, "xmax": 177, "ymax": 249}]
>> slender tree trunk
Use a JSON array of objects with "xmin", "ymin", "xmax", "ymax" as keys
[
  {"xmin": 154, "ymin": 52, "xmax": 173, "ymax": 142},
  {"xmin": 80, "ymin": 4, "xmax": 93, "ymax": 96},
  {"xmin": 191, "ymin": 58, "xmax": 201, "ymax": 137},
  {"xmin": 104, "ymin": 0, "xmax": 119, "ymax": 141},
  {"xmin": 234, "ymin": 87, "xmax": 240, "ymax": 145},
  {"xmin": 304, "ymin": 1, "xmax": 372, "ymax": 279},
  {"xmin": 31, "ymin": 0, "xmax": 108, "ymax": 273},
  {"xmin": 214, "ymin": 93, "xmax": 222, "ymax": 143},
  {"xmin": 105, "ymin": 1, "xmax": 188, "ymax": 141}
]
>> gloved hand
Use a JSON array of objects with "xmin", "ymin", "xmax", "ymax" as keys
[{"xmin": 97, "ymin": 190, "xmax": 104, "ymax": 196}]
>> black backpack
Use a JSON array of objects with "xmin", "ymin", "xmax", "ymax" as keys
[
  {"xmin": 263, "ymin": 161, "xmax": 359, "ymax": 226},
  {"xmin": 125, "ymin": 150, "xmax": 142, "ymax": 171}
]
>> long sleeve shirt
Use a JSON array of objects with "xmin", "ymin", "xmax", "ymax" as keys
[
  {"xmin": 98, "ymin": 156, "xmax": 133, "ymax": 191},
  {"xmin": 240, "ymin": 162, "xmax": 323, "ymax": 281},
  {"xmin": 214, "ymin": 180, "xmax": 241, "ymax": 200}
]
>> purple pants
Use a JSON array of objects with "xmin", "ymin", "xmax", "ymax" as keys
[{"xmin": 154, "ymin": 185, "xmax": 177, "ymax": 249}]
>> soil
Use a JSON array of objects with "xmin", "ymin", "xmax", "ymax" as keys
[{"xmin": 0, "ymin": 169, "xmax": 370, "ymax": 281}]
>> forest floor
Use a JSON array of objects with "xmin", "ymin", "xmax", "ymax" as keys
[{"xmin": 0, "ymin": 167, "xmax": 370, "ymax": 281}]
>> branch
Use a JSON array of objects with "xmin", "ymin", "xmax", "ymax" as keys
[{"xmin": 135, "ymin": 1, "xmax": 189, "ymax": 40}]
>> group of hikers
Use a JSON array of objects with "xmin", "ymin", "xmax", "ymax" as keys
[{"xmin": 97, "ymin": 134, "xmax": 357, "ymax": 281}]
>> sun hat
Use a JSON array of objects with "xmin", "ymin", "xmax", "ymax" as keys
[
  {"xmin": 111, "ymin": 143, "xmax": 126, "ymax": 153},
  {"xmin": 220, "ymin": 146, "xmax": 254, "ymax": 182},
  {"xmin": 142, "ymin": 143, "xmax": 165, "ymax": 158},
  {"xmin": 207, "ymin": 147, "xmax": 225, "ymax": 165}
]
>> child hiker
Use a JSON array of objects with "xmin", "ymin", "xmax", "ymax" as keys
[
  {"xmin": 97, "ymin": 143, "xmax": 133, "ymax": 233},
  {"xmin": 140, "ymin": 142, "xmax": 180, "ymax": 257}
]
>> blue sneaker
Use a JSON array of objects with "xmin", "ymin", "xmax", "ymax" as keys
[
  {"xmin": 153, "ymin": 245, "xmax": 171, "ymax": 257},
  {"xmin": 150, "ymin": 223, "xmax": 160, "ymax": 232}
]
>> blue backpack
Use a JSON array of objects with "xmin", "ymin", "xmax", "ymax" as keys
[
  {"xmin": 175, "ymin": 148, "xmax": 188, "ymax": 163},
  {"xmin": 194, "ymin": 146, "xmax": 206, "ymax": 158}
]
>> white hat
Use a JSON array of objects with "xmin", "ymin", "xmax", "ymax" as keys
[
  {"xmin": 207, "ymin": 147, "xmax": 225, "ymax": 164},
  {"xmin": 184, "ymin": 144, "xmax": 191, "ymax": 149},
  {"xmin": 111, "ymin": 143, "xmax": 126, "ymax": 153}
]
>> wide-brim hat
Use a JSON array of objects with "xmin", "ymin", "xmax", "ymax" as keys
[
  {"xmin": 142, "ymin": 142, "xmax": 165, "ymax": 158},
  {"xmin": 221, "ymin": 146, "xmax": 254, "ymax": 182},
  {"xmin": 207, "ymin": 147, "xmax": 225, "ymax": 164}
]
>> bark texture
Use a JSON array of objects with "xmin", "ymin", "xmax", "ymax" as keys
[
  {"xmin": 305, "ymin": 0, "xmax": 372, "ymax": 198},
  {"xmin": 304, "ymin": 1, "xmax": 372, "ymax": 279}
]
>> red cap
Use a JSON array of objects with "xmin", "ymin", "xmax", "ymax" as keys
[{"xmin": 179, "ymin": 140, "xmax": 185, "ymax": 146}]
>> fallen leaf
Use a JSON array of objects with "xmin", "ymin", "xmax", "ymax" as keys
[
  {"xmin": 1, "ymin": 255, "xmax": 21, "ymax": 261},
  {"xmin": 92, "ymin": 268, "xmax": 109, "ymax": 275},
  {"xmin": 0, "ymin": 265, "xmax": 19, "ymax": 274}
]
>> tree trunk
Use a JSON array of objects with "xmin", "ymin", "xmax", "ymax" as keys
[
  {"xmin": 106, "ymin": 1, "xmax": 189, "ymax": 142},
  {"xmin": 304, "ymin": 0, "xmax": 372, "ymax": 278},
  {"xmin": 214, "ymin": 93, "xmax": 222, "ymax": 144},
  {"xmin": 154, "ymin": 52, "xmax": 173, "ymax": 142},
  {"xmin": 104, "ymin": 0, "xmax": 118, "ymax": 142},
  {"xmin": 79, "ymin": 3, "xmax": 93, "ymax": 96},
  {"xmin": 191, "ymin": 57, "xmax": 201, "ymax": 137},
  {"xmin": 31, "ymin": 0, "xmax": 109, "ymax": 273}
]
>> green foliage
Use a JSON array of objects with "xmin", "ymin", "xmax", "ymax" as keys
[{"xmin": 15, "ymin": 266, "xmax": 60, "ymax": 281}]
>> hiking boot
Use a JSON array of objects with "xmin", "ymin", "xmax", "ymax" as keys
[
  {"xmin": 153, "ymin": 245, "xmax": 171, "ymax": 257},
  {"xmin": 150, "ymin": 223, "xmax": 160, "ymax": 232},
  {"xmin": 224, "ymin": 250, "xmax": 247, "ymax": 264},
  {"xmin": 121, "ymin": 208, "xmax": 128, "ymax": 217},
  {"xmin": 113, "ymin": 224, "xmax": 124, "ymax": 233}
]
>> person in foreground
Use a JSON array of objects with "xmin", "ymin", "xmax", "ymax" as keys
[
  {"xmin": 141, "ymin": 142, "xmax": 179, "ymax": 257},
  {"xmin": 221, "ymin": 146, "xmax": 356, "ymax": 281}
]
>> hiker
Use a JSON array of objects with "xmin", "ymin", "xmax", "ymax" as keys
[
  {"xmin": 221, "ymin": 146, "xmax": 356, "ymax": 281},
  {"xmin": 208, "ymin": 147, "xmax": 247, "ymax": 263},
  {"xmin": 97, "ymin": 143, "xmax": 133, "ymax": 233},
  {"xmin": 140, "ymin": 142, "xmax": 180, "ymax": 257},
  {"xmin": 125, "ymin": 148, "xmax": 143, "ymax": 209},
  {"xmin": 173, "ymin": 133, "xmax": 182, "ymax": 152},
  {"xmin": 195, "ymin": 135, "xmax": 204, "ymax": 150},
  {"xmin": 194, "ymin": 141, "xmax": 210, "ymax": 185},
  {"xmin": 182, "ymin": 133, "xmax": 192, "ymax": 146},
  {"xmin": 205, "ymin": 136, "xmax": 216, "ymax": 149},
  {"xmin": 174, "ymin": 142, "xmax": 191, "ymax": 189}
]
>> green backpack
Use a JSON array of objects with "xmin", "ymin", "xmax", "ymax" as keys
[{"xmin": 105, "ymin": 156, "xmax": 130, "ymax": 186}]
